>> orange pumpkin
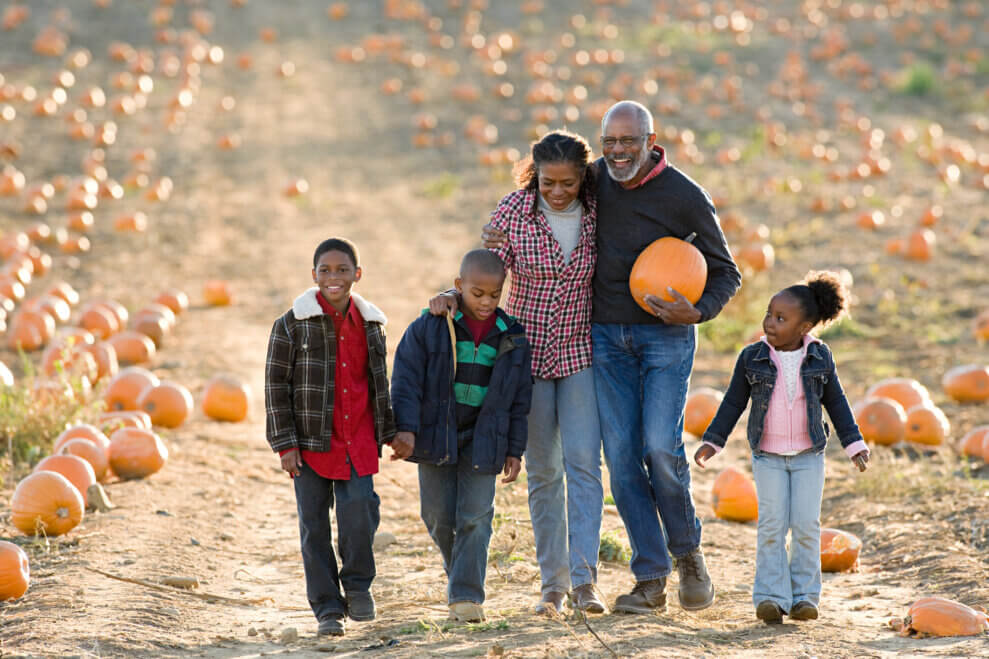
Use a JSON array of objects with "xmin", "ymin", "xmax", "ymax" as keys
[
  {"xmin": 865, "ymin": 378, "xmax": 931, "ymax": 411},
  {"xmin": 904, "ymin": 228, "xmax": 935, "ymax": 261},
  {"xmin": 959, "ymin": 426, "xmax": 989, "ymax": 460},
  {"xmin": 135, "ymin": 303, "xmax": 176, "ymax": 329},
  {"xmin": 79, "ymin": 305, "xmax": 119, "ymax": 339},
  {"xmin": 737, "ymin": 242, "xmax": 775, "ymax": 272},
  {"xmin": 683, "ymin": 387, "xmax": 723, "ymax": 437},
  {"xmin": 28, "ymin": 295, "xmax": 71, "ymax": 324},
  {"xmin": 89, "ymin": 299, "xmax": 129, "ymax": 328},
  {"xmin": 108, "ymin": 427, "xmax": 168, "ymax": 479},
  {"xmin": 942, "ymin": 364, "xmax": 989, "ymax": 403},
  {"xmin": 138, "ymin": 381, "xmax": 193, "ymax": 428},
  {"xmin": 629, "ymin": 234, "xmax": 707, "ymax": 313},
  {"xmin": 106, "ymin": 330, "xmax": 156, "ymax": 365},
  {"xmin": 60, "ymin": 437, "xmax": 109, "ymax": 482},
  {"xmin": 10, "ymin": 471, "xmax": 84, "ymax": 536},
  {"xmin": 154, "ymin": 288, "xmax": 189, "ymax": 315},
  {"xmin": 0, "ymin": 540, "xmax": 30, "ymax": 600},
  {"xmin": 853, "ymin": 397, "xmax": 907, "ymax": 446},
  {"xmin": 7, "ymin": 309, "xmax": 55, "ymax": 351},
  {"xmin": 46, "ymin": 281, "xmax": 80, "ymax": 306},
  {"xmin": 902, "ymin": 597, "xmax": 989, "ymax": 637},
  {"xmin": 711, "ymin": 466, "xmax": 758, "ymax": 522},
  {"xmin": 34, "ymin": 454, "xmax": 96, "ymax": 506},
  {"xmin": 203, "ymin": 280, "xmax": 232, "ymax": 306},
  {"xmin": 130, "ymin": 313, "xmax": 169, "ymax": 348},
  {"xmin": 83, "ymin": 341, "xmax": 119, "ymax": 381},
  {"xmin": 53, "ymin": 424, "xmax": 111, "ymax": 455},
  {"xmin": 104, "ymin": 366, "xmax": 160, "ymax": 411},
  {"xmin": 904, "ymin": 404, "xmax": 950, "ymax": 446},
  {"xmin": 202, "ymin": 375, "xmax": 251, "ymax": 422},
  {"xmin": 40, "ymin": 341, "xmax": 99, "ymax": 381},
  {"xmin": 98, "ymin": 410, "xmax": 153, "ymax": 434},
  {"xmin": 820, "ymin": 528, "xmax": 862, "ymax": 572}
]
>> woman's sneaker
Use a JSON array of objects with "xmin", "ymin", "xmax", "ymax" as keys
[
  {"xmin": 789, "ymin": 601, "xmax": 819, "ymax": 620},
  {"xmin": 756, "ymin": 600, "xmax": 784, "ymax": 625},
  {"xmin": 613, "ymin": 577, "xmax": 667, "ymax": 614},
  {"xmin": 449, "ymin": 602, "xmax": 485, "ymax": 622}
]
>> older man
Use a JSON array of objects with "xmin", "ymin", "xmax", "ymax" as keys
[{"xmin": 590, "ymin": 100, "xmax": 740, "ymax": 613}]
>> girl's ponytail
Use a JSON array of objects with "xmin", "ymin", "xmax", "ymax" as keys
[{"xmin": 784, "ymin": 270, "xmax": 850, "ymax": 328}]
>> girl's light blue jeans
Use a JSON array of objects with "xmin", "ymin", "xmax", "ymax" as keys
[
  {"xmin": 751, "ymin": 450, "xmax": 826, "ymax": 613},
  {"xmin": 525, "ymin": 367, "xmax": 604, "ymax": 594}
]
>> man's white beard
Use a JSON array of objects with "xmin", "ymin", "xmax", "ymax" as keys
[{"xmin": 604, "ymin": 146, "xmax": 652, "ymax": 182}]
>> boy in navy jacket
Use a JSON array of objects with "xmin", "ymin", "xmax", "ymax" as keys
[{"xmin": 391, "ymin": 249, "xmax": 532, "ymax": 622}]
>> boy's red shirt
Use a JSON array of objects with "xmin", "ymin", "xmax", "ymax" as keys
[{"xmin": 280, "ymin": 292, "xmax": 377, "ymax": 480}]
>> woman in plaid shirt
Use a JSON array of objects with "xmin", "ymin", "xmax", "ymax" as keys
[{"xmin": 431, "ymin": 131, "xmax": 606, "ymax": 614}]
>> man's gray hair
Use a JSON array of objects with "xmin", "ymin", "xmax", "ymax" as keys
[{"xmin": 601, "ymin": 100, "xmax": 654, "ymax": 135}]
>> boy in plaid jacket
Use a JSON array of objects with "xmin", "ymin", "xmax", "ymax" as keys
[{"xmin": 264, "ymin": 237, "xmax": 412, "ymax": 637}]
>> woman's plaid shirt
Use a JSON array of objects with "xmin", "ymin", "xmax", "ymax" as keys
[{"xmin": 488, "ymin": 188, "xmax": 597, "ymax": 380}]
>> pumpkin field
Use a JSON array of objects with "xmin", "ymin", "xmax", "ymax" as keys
[{"xmin": 1, "ymin": 0, "xmax": 988, "ymax": 656}]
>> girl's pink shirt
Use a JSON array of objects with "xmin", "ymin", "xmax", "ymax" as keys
[{"xmin": 703, "ymin": 335, "xmax": 869, "ymax": 459}]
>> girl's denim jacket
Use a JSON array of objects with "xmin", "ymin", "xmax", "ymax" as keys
[{"xmin": 701, "ymin": 338, "xmax": 863, "ymax": 453}]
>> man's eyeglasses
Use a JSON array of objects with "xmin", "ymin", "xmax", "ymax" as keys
[{"xmin": 600, "ymin": 135, "xmax": 647, "ymax": 148}]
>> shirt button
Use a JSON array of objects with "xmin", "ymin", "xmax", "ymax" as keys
[
  {"xmin": 342, "ymin": 363, "xmax": 347, "ymax": 367},
  {"xmin": 343, "ymin": 388, "xmax": 348, "ymax": 393},
  {"xmin": 344, "ymin": 415, "xmax": 349, "ymax": 420}
]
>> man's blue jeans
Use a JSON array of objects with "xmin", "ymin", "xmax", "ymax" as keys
[
  {"xmin": 592, "ymin": 322, "xmax": 702, "ymax": 581},
  {"xmin": 525, "ymin": 367, "xmax": 603, "ymax": 594},
  {"xmin": 750, "ymin": 450, "xmax": 826, "ymax": 612},
  {"xmin": 294, "ymin": 462, "xmax": 380, "ymax": 621},
  {"xmin": 418, "ymin": 441, "xmax": 497, "ymax": 605}
]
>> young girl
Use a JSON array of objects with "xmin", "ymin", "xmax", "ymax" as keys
[{"xmin": 693, "ymin": 271, "xmax": 870, "ymax": 625}]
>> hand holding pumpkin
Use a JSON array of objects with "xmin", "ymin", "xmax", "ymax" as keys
[
  {"xmin": 643, "ymin": 288, "xmax": 702, "ymax": 325},
  {"xmin": 851, "ymin": 450, "xmax": 869, "ymax": 472},
  {"xmin": 280, "ymin": 448, "xmax": 303, "ymax": 477},
  {"xmin": 693, "ymin": 443, "xmax": 716, "ymax": 468},
  {"xmin": 390, "ymin": 432, "xmax": 415, "ymax": 461}
]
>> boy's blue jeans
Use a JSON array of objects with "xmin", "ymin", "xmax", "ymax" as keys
[
  {"xmin": 418, "ymin": 440, "xmax": 497, "ymax": 605},
  {"xmin": 525, "ymin": 367, "xmax": 603, "ymax": 594},
  {"xmin": 751, "ymin": 450, "xmax": 826, "ymax": 612},
  {"xmin": 294, "ymin": 462, "xmax": 380, "ymax": 621},
  {"xmin": 592, "ymin": 322, "xmax": 703, "ymax": 581}
]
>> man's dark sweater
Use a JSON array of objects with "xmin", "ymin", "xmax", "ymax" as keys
[{"xmin": 592, "ymin": 151, "xmax": 741, "ymax": 324}]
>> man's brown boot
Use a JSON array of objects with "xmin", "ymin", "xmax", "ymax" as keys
[{"xmin": 675, "ymin": 547, "xmax": 715, "ymax": 610}]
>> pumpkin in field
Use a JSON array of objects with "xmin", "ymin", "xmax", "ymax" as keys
[
  {"xmin": 41, "ymin": 341, "xmax": 99, "ymax": 381},
  {"xmin": 736, "ymin": 242, "xmax": 775, "ymax": 272},
  {"xmin": 104, "ymin": 366, "xmax": 160, "ymax": 411},
  {"xmin": 10, "ymin": 471, "xmax": 84, "ymax": 536},
  {"xmin": 154, "ymin": 288, "xmax": 189, "ymax": 315},
  {"xmin": 959, "ymin": 426, "xmax": 988, "ymax": 460},
  {"xmin": 629, "ymin": 234, "xmax": 707, "ymax": 313},
  {"xmin": 820, "ymin": 528, "xmax": 862, "ymax": 572},
  {"xmin": 904, "ymin": 404, "xmax": 950, "ymax": 446},
  {"xmin": 108, "ymin": 427, "xmax": 168, "ymax": 479},
  {"xmin": 203, "ymin": 280, "xmax": 232, "ymax": 306},
  {"xmin": 7, "ymin": 309, "xmax": 56, "ymax": 351},
  {"xmin": 79, "ymin": 305, "xmax": 119, "ymax": 339},
  {"xmin": 898, "ymin": 597, "xmax": 989, "ymax": 637},
  {"xmin": 98, "ymin": 410, "xmax": 153, "ymax": 434},
  {"xmin": 106, "ymin": 330, "xmax": 156, "ymax": 365},
  {"xmin": 865, "ymin": 378, "xmax": 931, "ymax": 412},
  {"xmin": 60, "ymin": 437, "xmax": 109, "ymax": 482},
  {"xmin": 136, "ymin": 303, "xmax": 177, "ymax": 330},
  {"xmin": 137, "ymin": 381, "xmax": 193, "ymax": 428},
  {"xmin": 0, "ymin": 541, "xmax": 30, "ymax": 600},
  {"xmin": 53, "ymin": 424, "xmax": 111, "ymax": 455},
  {"xmin": 683, "ymin": 387, "xmax": 723, "ymax": 437},
  {"xmin": 33, "ymin": 454, "xmax": 96, "ymax": 506},
  {"xmin": 853, "ymin": 397, "xmax": 907, "ymax": 446},
  {"xmin": 942, "ymin": 364, "xmax": 989, "ymax": 403},
  {"xmin": 83, "ymin": 341, "xmax": 119, "ymax": 381},
  {"xmin": 711, "ymin": 466, "xmax": 758, "ymax": 522},
  {"xmin": 904, "ymin": 228, "xmax": 935, "ymax": 262},
  {"xmin": 202, "ymin": 375, "xmax": 251, "ymax": 422},
  {"xmin": 130, "ymin": 312, "xmax": 170, "ymax": 348}
]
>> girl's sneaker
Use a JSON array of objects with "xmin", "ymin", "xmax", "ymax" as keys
[
  {"xmin": 789, "ymin": 601, "xmax": 819, "ymax": 620},
  {"xmin": 756, "ymin": 600, "xmax": 783, "ymax": 624}
]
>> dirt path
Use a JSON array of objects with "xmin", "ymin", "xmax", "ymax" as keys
[{"xmin": 2, "ymin": 2, "xmax": 988, "ymax": 657}]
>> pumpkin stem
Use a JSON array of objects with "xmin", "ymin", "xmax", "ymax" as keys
[
  {"xmin": 56, "ymin": 506, "xmax": 69, "ymax": 519},
  {"xmin": 684, "ymin": 232, "xmax": 697, "ymax": 243}
]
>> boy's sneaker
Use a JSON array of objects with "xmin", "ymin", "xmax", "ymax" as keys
[
  {"xmin": 789, "ymin": 601, "xmax": 819, "ymax": 620},
  {"xmin": 613, "ymin": 577, "xmax": 667, "ymax": 614},
  {"xmin": 317, "ymin": 614, "xmax": 345, "ymax": 636},
  {"xmin": 448, "ymin": 601, "xmax": 485, "ymax": 622},
  {"xmin": 756, "ymin": 600, "xmax": 784, "ymax": 625},
  {"xmin": 675, "ymin": 547, "xmax": 715, "ymax": 610},
  {"xmin": 534, "ymin": 591, "xmax": 566, "ymax": 615},
  {"xmin": 346, "ymin": 591, "xmax": 375, "ymax": 621},
  {"xmin": 570, "ymin": 584, "xmax": 607, "ymax": 614}
]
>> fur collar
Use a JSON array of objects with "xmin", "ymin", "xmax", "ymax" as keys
[{"xmin": 292, "ymin": 287, "xmax": 387, "ymax": 325}]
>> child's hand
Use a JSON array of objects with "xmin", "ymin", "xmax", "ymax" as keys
[
  {"xmin": 390, "ymin": 432, "xmax": 415, "ymax": 460},
  {"xmin": 428, "ymin": 293, "xmax": 458, "ymax": 316},
  {"xmin": 501, "ymin": 457, "xmax": 521, "ymax": 483},
  {"xmin": 281, "ymin": 448, "xmax": 303, "ymax": 478},
  {"xmin": 851, "ymin": 450, "xmax": 869, "ymax": 472},
  {"xmin": 693, "ymin": 444, "xmax": 716, "ymax": 469}
]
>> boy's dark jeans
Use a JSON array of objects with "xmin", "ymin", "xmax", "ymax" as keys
[
  {"xmin": 418, "ymin": 439, "xmax": 497, "ymax": 605},
  {"xmin": 294, "ymin": 461, "xmax": 380, "ymax": 620}
]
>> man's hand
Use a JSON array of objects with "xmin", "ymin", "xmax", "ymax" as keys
[
  {"xmin": 390, "ymin": 432, "xmax": 415, "ymax": 461},
  {"xmin": 851, "ymin": 450, "xmax": 869, "ymax": 472},
  {"xmin": 502, "ymin": 456, "xmax": 522, "ymax": 483},
  {"xmin": 481, "ymin": 223, "xmax": 507, "ymax": 249},
  {"xmin": 693, "ymin": 444, "xmax": 716, "ymax": 469},
  {"xmin": 428, "ymin": 292, "xmax": 458, "ymax": 317},
  {"xmin": 643, "ymin": 288, "xmax": 702, "ymax": 325},
  {"xmin": 280, "ymin": 448, "xmax": 303, "ymax": 478}
]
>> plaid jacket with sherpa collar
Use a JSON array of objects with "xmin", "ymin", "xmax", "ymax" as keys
[{"xmin": 265, "ymin": 287, "xmax": 396, "ymax": 454}]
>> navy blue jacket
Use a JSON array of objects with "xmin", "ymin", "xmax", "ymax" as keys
[
  {"xmin": 702, "ymin": 339, "xmax": 863, "ymax": 453},
  {"xmin": 390, "ymin": 309, "xmax": 532, "ymax": 474}
]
